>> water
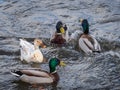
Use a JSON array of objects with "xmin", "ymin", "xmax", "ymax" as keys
[{"xmin": 0, "ymin": 0, "xmax": 120, "ymax": 90}]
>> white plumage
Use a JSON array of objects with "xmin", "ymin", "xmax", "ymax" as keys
[{"xmin": 20, "ymin": 38, "xmax": 46, "ymax": 63}]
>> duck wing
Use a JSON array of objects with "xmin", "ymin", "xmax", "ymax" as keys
[
  {"xmin": 91, "ymin": 36, "xmax": 101, "ymax": 52},
  {"xmin": 63, "ymin": 30, "xmax": 69, "ymax": 42},
  {"xmin": 30, "ymin": 49, "xmax": 44, "ymax": 63},
  {"xmin": 20, "ymin": 39, "xmax": 35, "ymax": 61},
  {"xmin": 20, "ymin": 74, "xmax": 53, "ymax": 84},
  {"xmin": 20, "ymin": 69, "xmax": 50, "ymax": 77},
  {"xmin": 79, "ymin": 38, "xmax": 93, "ymax": 54},
  {"xmin": 11, "ymin": 69, "xmax": 53, "ymax": 84},
  {"xmin": 20, "ymin": 39, "xmax": 34, "ymax": 53}
]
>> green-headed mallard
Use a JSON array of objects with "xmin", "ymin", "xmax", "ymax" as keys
[
  {"xmin": 20, "ymin": 38, "xmax": 47, "ymax": 63},
  {"xmin": 11, "ymin": 58, "xmax": 65, "ymax": 85},
  {"xmin": 50, "ymin": 21, "xmax": 69, "ymax": 46},
  {"xmin": 79, "ymin": 19, "xmax": 101, "ymax": 54},
  {"xmin": 69, "ymin": 19, "xmax": 101, "ymax": 54}
]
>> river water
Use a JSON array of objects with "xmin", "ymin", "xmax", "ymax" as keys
[{"xmin": 0, "ymin": 0, "xmax": 120, "ymax": 90}]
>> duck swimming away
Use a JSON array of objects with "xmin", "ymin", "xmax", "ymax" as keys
[
  {"xmin": 79, "ymin": 19, "xmax": 101, "ymax": 54},
  {"xmin": 69, "ymin": 19, "xmax": 101, "ymax": 54}
]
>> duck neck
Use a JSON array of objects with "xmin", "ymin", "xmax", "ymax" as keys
[
  {"xmin": 83, "ymin": 30, "xmax": 89, "ymax": 34},
  {"xmin": 34, "ymin": 45, "xmax": 39, "ymax": 49},
  {"xmin": 83, "ymin": 33, "xmax": 89, "ymax": 35},
  {"xmin": 51, "ymin": 70, "xmax": 57, "ymax": 74},
  {"xmin": 50, "ymin": 67, "xmax": 56, "ymax": 73},
  {"xmin": 51, "ymin": 70, "xmax": 59, "ymax": 86}
]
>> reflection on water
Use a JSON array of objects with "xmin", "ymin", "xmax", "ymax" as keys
[{"xmin": 0, "ymin": 0, "xmax": 120, "ymax": 90}]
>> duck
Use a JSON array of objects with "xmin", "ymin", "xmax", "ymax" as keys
[
  {"xmin": 79, "ymin": 19, "xmax": 101, "ymax": 54},
  {"xmin": 50, "ymin": 21, "xmax": 69, "ymax": 46},
  {"xmin": 10, "ymin": 58, "xmax": 66, "ymax": 85},
  {"xmin": 69, "ymin": 19, "xmax": 101, "ymax": 54},
  {"xmin": 20, "ymin": 38, "xmax": 47, "ymax": 63}
]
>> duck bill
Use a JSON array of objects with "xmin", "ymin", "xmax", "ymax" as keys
[
  {"xmin": 59, "ymin": 61, "xmax": 66, "ymax": 67},
  {"xmin": 79, "ymin": 19, "xmax": 83, "ymax": 23},
  {"xmin": 42, "ymin": 45, "xmax": 46, "ymax": 48},
  {"xmin": 60, "ymin": 27, "xmax": 65, "ymax": 34},
  {"xmin": 41, "ymin": 43, "xmax": 47, "ymax": 48}
]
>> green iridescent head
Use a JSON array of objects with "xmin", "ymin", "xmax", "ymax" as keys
[
  {"xmin": 49, "ymin": 58, "xmax": 66, "ymax": 73},
  {"xmin": 81, "ymin": 19, "xmax": 89, "ymax": 34}
]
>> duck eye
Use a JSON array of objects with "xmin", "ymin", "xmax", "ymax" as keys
[
  {"xmin": 56, "ymin": 58, "xmax": 60, "ymax": 65},
  {"xmin": 36, "ymin": 40, "xmax": 40, "ymax": 43}
]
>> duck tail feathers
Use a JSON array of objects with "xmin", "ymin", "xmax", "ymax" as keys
[{"xmin": 10, "ymin": 70, "xmax": 23, "ymax": 77}]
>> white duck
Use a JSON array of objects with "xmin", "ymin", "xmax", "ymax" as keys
[
  {"xmin": 69, "ymin": 19, "xmax": 101, "ymax": 54},
  {"xmin": 20, "ymin": 38, "xmax": 46, "ymax": 63}
]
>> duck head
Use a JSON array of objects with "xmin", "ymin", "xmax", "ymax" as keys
[
  {"xmin": 80, "ymin": 19, "xmax": 89, "ymax": 34},
  {"xmin": 56, "ymin": 21, "xmax": 67, "ymax": 34},
  {"xmin": 49, "ymin": 58, "xmax": 66, "ymax": 73},
  {"xmin": 34, "ymin": 39, "xmax": 46, "ymax": 49}
]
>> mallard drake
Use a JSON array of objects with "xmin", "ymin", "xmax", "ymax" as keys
[
  {"xmin": 11, "ymin": 58, "xmax": 66, "ymax": 85},
  {"xmin": 20, "ymin": 38, "xmax": 47, "ymax": 63},
  {"xmin": 78, "ymin": 19, "xmax": 101, "ymax": 54},
  {"xmin": 50, "ymin": 21, "xmax": 69, "ymax": 46}
]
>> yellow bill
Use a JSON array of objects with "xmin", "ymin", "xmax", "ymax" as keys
[
  {"xmin": 60, "ymin": 61, "xmax": 66, "ymax": 66},
  {"xmin": 79, "ymin": 19, "xmax": 83, "ymax": 23},
  {"xmin": 60, "ymin": 27, "xmax": 65, "ymax": 34}
]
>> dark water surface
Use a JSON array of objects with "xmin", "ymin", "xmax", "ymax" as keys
[{"xmin": 0, "ymin": 0, "xmax": 120, "ymax": 90}]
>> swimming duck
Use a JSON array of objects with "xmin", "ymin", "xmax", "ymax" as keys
[
  {"xmin": 20, "ymin": 38, "xmax": 47, "ymax": 63},
  {"xmin": 11, "ymin": 58, "xmax": 66, "ymax": 85},
  {"xmin": 50, "ymin": 21, "xmax": 69, "ymax": 46},
  {"xmin": 69, "ymin": 19, "xmax": 101, "ymax": 54},
  {"xmin": 78, "ymin": 19, "xmax": 101, "ymax": 54}
]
